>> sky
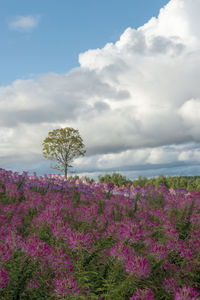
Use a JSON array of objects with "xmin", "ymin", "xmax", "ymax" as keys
[{"xmin": 1, "ymin": 0, "xmax": 200, "ymax": 181}]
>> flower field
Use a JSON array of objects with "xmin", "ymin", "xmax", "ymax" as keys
[{"xmin": 0, "ymin": 168, "xmax": 200, "ymax": 299}]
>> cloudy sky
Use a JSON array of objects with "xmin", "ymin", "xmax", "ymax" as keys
[{"xmin": 1, "ymin": 0, "xmax": 200, "ymax": 181}]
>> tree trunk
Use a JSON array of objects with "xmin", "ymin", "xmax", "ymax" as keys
[{"xmin": 64, "ymin": 166, "xmax": 68, "ymax": 179}]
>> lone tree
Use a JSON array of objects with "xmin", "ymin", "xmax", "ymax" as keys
[{"xmin": 42, "ymin": 127, "xmax": 86, "ymax": 178}]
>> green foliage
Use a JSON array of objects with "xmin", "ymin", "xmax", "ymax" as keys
[
  {"xmin": 72, "ymin": 191, "xmax": 81, "ymax": 206},
  {"xmin": 30, "ymin": 186, "xmax": 49, "ymax": 195},
  {"xmin": 129, "ymin": 241, "xmax": 148, "ymax": 255},
  {"xmin": 3, "ymin": 250, "xmax": 33, "ymax": 299},
  {"xmin": 146, "ymin": 257, "xmax": 173, "ymax": 300},
  {"xmin": 167, "ymin": 250, "xmax": 184, "ymax": 267},
  {"xmin": 42, "ymin": 127, "xmax": 86, "ymax": 178},
  {"xmin": 98, "ymin": 174, "xmax": 112, "ymax": 185},
  {"xmin": 74, "ymin": 220, "xmax": 93, "ymax": 233},
  {"xmin": 18, "ymin": 207, "xmax": 38, "ymax": 238},
  {"xmin": 71, "ymin": 236, "xmax": 118, "ymax": 299},
  {"xmin": 98, "ymin": 200, "xmax": 106, "ymax": 215},
  {"xmin": 111, "ymin": 201, "xmax": 123, "ymax": 222},
  {"xmin": 96, "ymin": 258, "xmax": 133, "ymax": 300},
  {"xmin": 133, "ymin": 175, "xmax": 148, "ymax": 188},
  {"xmin": 67, "ymin": 175, "xmax": 80, "ymax": 181},
  {"xmin": 173, "ymin": 200, "xmax": 195, "ymax": 240},
  {"xmin": 148, "ymin": 227, "xmax": 167, "ymax": 244},
  {"xmin": 37, "ymin": 223, "xmax": 57, "ymax": 246},
  {"xmin": 147, "ymin": 192, "xmax": 166, "ymax": 209},
  {"xmin": 1, "ymin": 250, "xmax": 51, "ymax": 300},
  {"xmin": 98, "ymin": 172, "xmax": 131, "ymax": 187},
  {"xmin": 83, "ymin": 176, "xmax": 95, "ymax": 184}
]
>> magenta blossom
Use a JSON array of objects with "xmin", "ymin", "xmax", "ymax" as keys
[
  {"xmin": 174, "ymin": 286, "xmax": 199, "ymax": 300},
  {"xmin": 51, "ymin": 275, "xmax": 80, "ymax": 298},
  {"xmin": 129, "ymin": 288, "xmax": 155, "ymax": 299},
  {"xmin": 0, "ymin": 268, "xmax": 8, "ymax": 289},
  {"xmin": 125, "ymin": 255, "xmax": 151, "ymax": 278},
  {"xmin": 27, "ymin": 279, "xmax": 39, "ymax": 289}
]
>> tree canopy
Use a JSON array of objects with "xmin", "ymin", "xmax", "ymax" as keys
[{"xmin": 42, "ymin": 127, "xmax": 86, "ymax": 178}]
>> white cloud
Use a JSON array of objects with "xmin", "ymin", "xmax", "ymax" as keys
[
  {"xmin": 2, "ymin": 0, "xmax": 200, "ymax": 177},
  {"xmin": 9, "ymin": 15, "xmax": 40, "ymax": 31}
]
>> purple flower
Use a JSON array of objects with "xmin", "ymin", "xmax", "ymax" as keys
[
  {"xmin": 174, "ymin": 286, "xmax": 199, "ymax": 300},
  {"xmin": 129, "ymin": 288, "xmax": 155, "ymax": 299},
  {"xmin": 0, "ymin": 268, "xmax": 8, "ymax": 289},
  {"xmin": 125, "ymin": 255, "xmax": 151, "ymax": 278},
  {"xmin": 51, "ymin": 275, "xmax": 80, "ymax": 298}
]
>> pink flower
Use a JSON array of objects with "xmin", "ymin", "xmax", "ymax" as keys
[
  {"xmin": 169, "ymin": 188, "xmax": 176, "ymax": 195},
  {"xmin": 4, "ymin": 231, "xmax": 23, "ymax": 251},
  {"xmin": 10, "ymin": 214, "xmax": 23, "ymax": 229},
  {"xmin": 27, "ymin": 279, "xmax": 39, "ymax": 289},
  {"xmin": 179, "ymin": 244, "xmax": 194, "ymax": 263},
  {"xmin": 68, "ymin": 231, "xmax": 92, "ymax": 250},
  {"xmin": 125, "ymin": 255, "xmax": 151, "ymax": 278},
  {"xmin": 161, "ymin": 262, "xmax": 179, "ymax": 274},
  {"xmin": 174, "ymin": 286, "xmax": 199, "ymax": 300},
  {"xmin": 48, "ymin": 246, "xmax": 74, "ymax": 275},
  {"xmin": 51, "ymin": 275, "xmax": 80, "ymax": 298},
  {"xmin": 149, "ymin": 242, "xmax": 168, "ymax": 260},
  {"xmin": 163, "ymin": 277, "xmax": 179, "ymax": 295},
  {"xmin": 110, "ymin": 242, "xmax": 133, "ymax": 261},
  {"xmin": 20, "ymin": 234, "xmax": 53, "ymax": 271},
  {"xmin": 129, "ymin": 288, "xmax": 155, "ymax": 299},
  {"xmin": 5, "ymin": 182, "xmax": 20, "ymax": 201},
  {"xmin": 0, "ymin": 268, "xmax": 8, "ymax": 289}
]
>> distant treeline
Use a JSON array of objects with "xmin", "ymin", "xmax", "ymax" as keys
[
  {"xmin": 69, "ymin": 173, "xmax": 200, "ymax": 191},
  {"xmin": 99, "ymin": 173, "xmax": 200, "ymax": 191}
]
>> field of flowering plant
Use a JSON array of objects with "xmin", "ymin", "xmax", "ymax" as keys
[{"xmin": 0, "ymin": 168, "xmax": 200, "ymax": 299}]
